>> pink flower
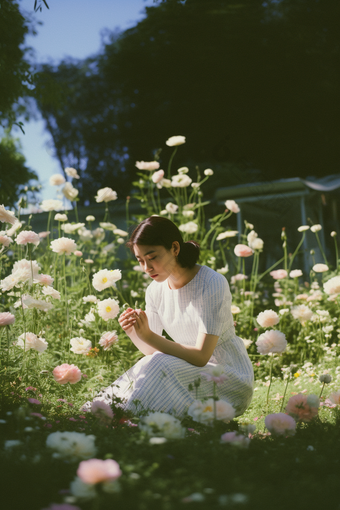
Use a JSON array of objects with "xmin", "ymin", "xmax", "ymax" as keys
[
  {"xmin": 77, "ymin": 458, "xmax": 122, "ymax": 485},
  {"xmin": 231, "ymin": 274, "xmax": 248, "ymax": 284},
  {"xmin": 31, "ymin": 412, "xmax": 45, "ymax": 419},
  {"xmin": 0, "ymin": 235, "xmax": 12, "ymax": 247},
  {"xmin": 38, "ymin": 231, "xmax": 50, "ymax": 239},
  {"xmin": 27, "ymin": 398, "xmax": 41, "ymax": 405},
  {"xmin": 328, "ymin": 391, "xmax": 340, "ymax": 405},
  {"xmin": 53, "ymin": 364, "xmax": 82, "ymax": 385},
  {"xmin": 152, "ymin": 169, "xmax": 165, "ymax": 183},
  {"xmin": 234, "ymin": 244, "xmax": 253, "ymax": 257},
  {"xmin": 99, "ymin": 331, "xmax": 118, "ymax": 351},
  {"xmin": 50, "ymin": 237, "xmax": 78, "ymax": 255},
  {"xmin": 91, "ymin": 400, "xmax": 114, "ymax": 420},
  {"xmin": 256, "ymin": 310, "xmax": 280, "ymax": 328},
  {"xmin": 74, "ymin": 250, "xmax": 83, "ymax": 257},
  {"xmin": 220, "ymin": 431, "xmax": 250, "ymax": 447},
  {"xmin": 25, "ymin": 386, "xmax": 36, "ymax": 391},
  {"xmin": 0, "ymin": 312, "xmax": 15, "ymax": 326},
  {"xmin": 225, "ymin": 200, "xmax": 240, "ymax": 214},
  {"xmin": 256, "ymin": 329, "xmax": 287, "ymax": 354},
  {"xmin": 16, "ymin": 230, "xmax": 40, "ymax": 246},
  {"xmin": 264, "ymin": 413, "xmax": 296, "ymax": 436},
  {"xmin": 285, "ymin": 394, "xmax": 319, "ymax": 422},
  {"xmin": 34, "ymin": 274, "xmax": 54, "ymax": 286},
  {"xmin": 270, "ymin": 269, "xmax": 288, "ymax": 280},
  {"xmin": 135, "ymin": 161, "xmax": 160, "ymax": 170},
  {"xmin": 200, "ymin": 364, "xmax": 228, "ymax": 385}
]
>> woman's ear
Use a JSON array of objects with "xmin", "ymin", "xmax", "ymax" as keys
[{"xmin": 172, "ymin": 241, "xmax": 180, "ymax": 257}]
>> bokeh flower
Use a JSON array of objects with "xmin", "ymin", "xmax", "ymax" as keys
[
  {"xmin": 0, "ymin": 312, "xmax": 15, "ymax": 326},
  {"xmin": 311, "ymin": 224, "xmax": 322, "ymax": 233},
  {"xmin": 270, "ymin": 269, "xmax": 287, "ymax": 279},
  {"xmin": 291, "ymin": 304, "xmax": 313, "ymax": 323},
  {"xmin": 40, "ymin": 199, "xmax": 64, "ymax": 212},
  {"xmin": 200, "ymin": 364, "xmax": 228, "ymax": 384},
  {"xmin": 165, "ymin": 135, "xmax": 186, "ymax": 146},
  {"xmin": 91, "ymin": 401, "xmax": 114, "ymax": 420},
  {"xmin": 256, "ymin": 310, "xmax": 280, "ymax": 328},
  {"xmin": 179, "ymin": 221, "xmax": 198, "ymax": 234},
  {"xmin": 220, "ymin": 431, "xmax": 250, "ymax": 447},
  {"xmin": 139, "ymin": 412, "xmax": 185, "ymax": 439},
  {"xmin": 289, "ymin": 269, "xmax": 303, "ymax": 278},
  {"xmin": 0, "ymin": 234, "xmax": 12, "ymax": 247},
  {"xmin": 50, "ymin": 237, "xmax": 77, "ymax": 255},
  {"xmin": 62, "ymin": 182, "xmax": 79, "ymax": 201},
  {"xmin": 49, "ymin": 174, "xmax": 66, "ymax": 186},
  {"xmin": 285, "ymin": 393, "xmax": 319, "ymax": 422},
  {"xmin": 323, "ymin": 276, "xmax": 340, "ymax": 295},
  {"xmin": 256, "ymin": 330, "xmax": 287, "ymax": 354},
  {"xmin": 313, "ymin": 263, "xmax": 329, "ymax": 273},
  {"xmin": 65, "ymin": 167, "xmax": 80, "ymax": 179},
  {"xmin": 0, "ymin": 205, "xmax": 17, "ymax": 225},
  {"xmin": 16, "ymin": 332, "xmax": 48, "ymax": 353},
  {"xmin": 77, "ymin": 458, "xmax": 122, "ymax": 485},
  {"xmin": 188, "ymin": 399, "xmax": 235, "ymax": 424},
  {"xmin": 135, "ymin": 161, "xmax": 160, "ymax": 170},
  {"xmin": 53, "ymin": 364, "xmax": 82, "ymax": 384},
  {"xmin": 46, "ymin": 431, "xmax": 96, "ymax": 460},
  {"xmin": 95, "ymin": 187, "xmax": 117, "ymax": 202},
  {"xmin": 54, "ymin": 213, "xmax": 68, "ymax": 222},
  {"xmin": 264, "ymin": 413, "xmax": 296, "ymax": 436}
]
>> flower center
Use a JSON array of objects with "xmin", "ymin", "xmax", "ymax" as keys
[
  {"xmin": 102, "ymin": 277, "xmax": 108, "ymax": 283},
  {"xmin": 203, "ymin": 405, "xmax": 213, "ymax": 413},
  {"xmin": 105, "ymin": 306, "xmax": 112, "ymax": 313}
]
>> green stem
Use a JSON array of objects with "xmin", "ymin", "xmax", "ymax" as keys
[
  {"xmin": 288, "ymin": 232, "xmax": 306, "ymax": 272},
  {"xmin": 334, "ymin": 236, "xmax": 339, "ymax": 273},
  {"xmin": 280, "ymin": 374, "xmax": 290, "ymax": 412},
  {"xmin": 266, "ymin": 356, "xmax": 274, "ymax": 406},
  {"xmin": 167, "ymin": 147, "xmax": 178, "ymax": 179},
  {"xmin": 315, "ymin": 232, "xmax": 328, "ymax": 265},
  {"xmin": 319, "ymin": 381, "xmax": 325, "ymax": 398},
  {"xmin": 257, "ymin": 256, "xmax": 285, "ymax": 283}
]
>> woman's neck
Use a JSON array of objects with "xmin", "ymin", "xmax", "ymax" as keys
[{"xmin": 167, "ymin": 264, "xmax": 200, "ymax": 290}]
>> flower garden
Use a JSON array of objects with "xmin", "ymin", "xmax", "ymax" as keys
[{"xmin": 1, "ymin": 137, "xmax": 340, "ymax": 510}]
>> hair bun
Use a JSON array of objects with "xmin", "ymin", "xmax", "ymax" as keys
[{"xmin": 178, "ymin": 240, "xmax": 200, "ymax": 268}]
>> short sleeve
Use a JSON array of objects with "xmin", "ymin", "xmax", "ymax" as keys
[
  {"xmin": 145, "ymin": 285, "xmax": 163, "ymax": 336},
  {"xmin": 198, "ymin": 274, "xmax": 231, "ymax": 336}
]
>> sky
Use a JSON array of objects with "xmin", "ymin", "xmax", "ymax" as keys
[{"xmin": 13, "ymin": 0, "xmax": 156, "ymax": 202}]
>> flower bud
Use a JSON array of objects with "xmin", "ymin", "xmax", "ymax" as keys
[{"xmin": 319, "ymin": 374, "xmax": 332, "ymax": 384}]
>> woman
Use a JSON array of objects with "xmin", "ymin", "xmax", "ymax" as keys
[{"xmin": 89, "ymin": 216, "xmax": 253, "ymax": 417}]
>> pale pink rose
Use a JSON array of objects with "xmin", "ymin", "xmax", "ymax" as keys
[
  {"xmin": 256, "ymin": 329, "xmax": 287, "ymax": 355},
  {"xmin": 135, "ymin": 161, "xmax": 160, "ymax": 170},
  {"xmin": 231, "ymin": 274, "xmax": 248, "ymax": 284},
  {"xmin": 256, "ymin": 310, "xmax": 280, "ymax": 328},
  {"xmin": 225, "ymin": 200, "xmax": 240, "ymax": 214},
  {"xmin": 34, "ymin": 274, "xmax": 54, "ymax": 286},
  {"xmin": 16, "ymin": 230, "xmax": 40, "ymax": 246},
  {"xmin": 289, "ymin": 269, "xmax": 303, "ymax": 278},
  {"xmin": 74, "ymin": 250, "xmax": 83, "ymax": 257},
  {"xmin": 0, "ymin": 312, "xmax": 15, "ymax": 326},
  {"xmin": 270, "ymin": 269, "xmax": 288, "ymax": 279},
  {"xmin": 152, "ymin": 169, "xmax": 164, "ymax": 183},
  {"xmin": 38, "ymin": 231, "xmax": 50, "ymax": 239},
  {"xmin": 329, "ymin": 391, "xmax": 340, "ymax": 405},
  {"xmin": 99, "ymin": 331, "xmax": 118, "ymax": 350},
  {"xmin": 264, "ymin": 413, "xmax": 296, "ymax": 436},
  {"xmin": 91, "ymin": 400, "xmax": 114, "ymax": 420},
  {"xmin": 234, "ymin": 244, "xmax": 253, "ymax": 257},
  {"xmin": 53, "ymin": 364, "xmax": 82, "ymax": 385},
  {"xmin": 77, "ymin": 458, "xmax": 122, "ymax": 484},
  {"xmin": 49, "ymin": 173, "xmax": 66, "ymax": 186},
  {"xmin": 285, "ymin": 394, "xmax": 319, "ymax": 422},
  {"xmin": 0, "ymin": 235, "xmax": 12, "ymax": 247},
  {"xmin": 0, "ymin": 205, "xmax": 17, "ymax": 225},
  {"xmin": 220, "ymin": 431, "xmax": 250, "ymax": 447},
  {"xmin": 50, "ymin": 237, "xmax": 77, "ymax": 255}
]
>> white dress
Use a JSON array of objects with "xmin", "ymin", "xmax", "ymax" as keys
[{"xmin": 88, "ymin": 265, "xmax": 254, "ymax": 417}]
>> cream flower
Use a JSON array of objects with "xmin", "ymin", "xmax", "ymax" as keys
[
  {"xmin": 0, "ymin": 205, "xmax": 17, "ymax": 225},
  {"xmin": 256, "ymin": 330, "xmax": 287, "ymax": 354},
  {"xmin": 231, "ymin": 305, "xmax": 240, "ymax": 314},
  {"xmin": 70, "ymin": 337, "xmax": 92, "ymax": 354},
  {"xmin": 61, "ymin": 222, "xmax": 85, "ymax": 234},
  {"xmin": 82, "ymin": 295, "xmax": 98, "ymax": 303},
  {"xmin": 311, "ymin": 224, "xmax": 322, "ymax": 233},
  {"xmin": 152, "ymin": 169, "xmax": 165, "ymax": 183},
  {"xmin": 216, "ymin": 231, "xmax": 238, "ymax": 241},
  {"xmin": 291, "ymin": 305, "xmax": 313, "ymax": 323},
  {"xmin": 95, "ymin": 187, "xmax": 118, "ymax": 203},
  {"xmin": 65, "ymin": 167, "xmax": 80, "ymax": 179},
  {"xmin": 270, "ymin": 269, "xmax": 287, "ymax": 280},
  {"xmin": 0, "ymin": 235, "xmax": 12, "ymax": 247},
  {"xmin": 22, "ymin": 295, "xmax": 54, "ymax": 312},
  {"xmin": 323, "ymin": 276, "xmax": 340, "ymax": 295},
  {"xmin": 225, "ymin": 200, "xmax": 240, "ymax": 213},
  {"xmin": 188, "ymin": 399, "xmax": 235, "ymax": 425},
  {"xmin": 113, "ymin": 229, "xmax": 128, "ymax": 237},
  {"xmin": 249, "ymin": 237, "xmax": 264, "ymax": 251},
  {"xmin": 256, "ymin": 310, "xmax": 280, "ymax": 328},
  {"xmin": 289, "ymin": 269, "xmax": 303, "ymax": 278},
  {"xmin": 178, "ymin": 221, "xmax": 198, "ymax": 234},
  {"xmin": 171, "ymin": 174, "xmax": 192, "ymax": 188},
  {"xmin": 6, "ymin": 221, "xmax": 22, "ymax": 236},
  {"xmin": 86, "ymin": 215, "xmax": 95, "ymax": 222},
  {"xmin": 49, "ymin": 174, "xmax": 66, "ymax": 186},
  {"xmin": 50, "ymin": 237, "xmax": 77, "ymax": 255},
  {"xmin": 42, "ymin": 286, "xmax": 61, "ymax": 300},
  {"xmin": 242, "ymin": 339, "xmax": 253, "ymax": 349},
  {"xmin": 34, "ymin": 273, "xmax": 54, "ymax": 286},
  {"xmin": 217, "ymin": 264, "xmax": 229, "ymax": 275},
  {"xmin": 0, "ymin": 312, "xmax": 15, "ymax": 326},
  {"xmin": 183, "ymin": 210, "xmax": 195, "ymax": 218},
  {"xmin": 178, "ymin": 167, "xmax": 189, "ymax": 174},
  {"xmin": 165, "ymin": 202, "xmax": 178, "ymax": 214},
  {"xmin": 16, "ymin": 332, "xmax": 48, "ymax": 353},
  {"xmin": 16, "ymin": 230, "xmax": 40, "ymax": 246},
  {"xmin": 204, "ymin": 168, "xmax": 214, "ymax": 176},
  {"xmin": 135, "ymin": 161, "xmax": 160, "ymax": 170},
  {"xmin": 97, "ymin": 298, "xmax": 120, "ymax": 321},
  {"xmin": 139, "ymin": 412, "xmax": 185, "ymax": 439},
  {"xmin": 62, "ymin": 182, "xmax": 79, "ymax": 201},
  {"xmin": 92, "ymin": 269, "xmax": 122, "ymax": 291},
  {"xmin": 157, "ymin": 178, "xmax": 172, "ymax": 189},
  {"xmin": 54, "ymin": 213, "xmax": 68, "ymax": 222},
  {"xmin": 265, "ymin": 413, "xmax": 296, "ymax": 436},
  {"xmin": 46, "ymin": 431, "xmax": 96, "ymax": 461},
  {"xmin": 297, "ymin": 225, "xmax": 310, "ymax": 232},
  {"xmin": 99, "ymin": 331, "xmax": 118, "ymax": 350},
  {"xmin": 165, "ymin": 135, "xmax": 186, "ymax": 146},
  {"xmin": 312, "ymin": 263, "xmax": 329, "ymax": 273},
  {"xmin": 40, "ymin": 199, "xmax": 64, "ymax": 212}
]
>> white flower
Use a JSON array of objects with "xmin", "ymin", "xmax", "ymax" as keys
[
  {"xmin": 311, "ymin": 224, "xmax": 322, "ymax": 233},
  {"xmin": 54, "ymin": 213, "xmax": 68, "ymax": 222},
  {"xmin": 86, "ymin": 215, "xmax": 95, "ymax": 222},
  {"xmin": 183, "ymin": 210, "xmax": 195, "ymax": 219},
  {"xmin": 204, "ymin": 168, "xmax": 214, "ymax": 176},
  {"xmin": 117, "ymin": 238, "xmax": 125, "ymax": 244},
  {"xmin": 256, "ymin": 330, "xmax": 287, "ymax": 354},
  {"xmin": 188, "ymin": 399, "xmax": 235, "ymax": 425},
  {"xmin": 165, "ymin": 202, "xmax": 178, "ymax": 214},
  {"xmin": 95, "ymin": 187, "xmax": 117, "ymax": 203},
  {"xmin": 165, "ymin": 135, "xmax": 186, "ymax": 146},
  {"xmin": 216, "ymin": 231, "xmax": 238, "ymax": 241},
  {"xmin": 152, "ymin": 169, "xmax": 164, "ymax": 183},
  {"xmin": 217, "ymin": 264, "xmax": 229, "ymax": 275},
  {"xmin": 46, "ymin": 431, "xmax": 97, "ymax": 461},
  {"xmin": 78, "ymin": 227, "xmax": 93, "ymax": 242},
  {"xmin": 178, "ymin": 167, "xmax": 189, "ymax": 174},
  {"xmin": 49, "ymin": 174, "xmax": 66, "ymax": 186},
  {"xmin": 135, "ymin": 161, "xmax": 160, "ymax": 171},
  {"xmin": 331, "ymin": 231, "xmax": 337, "ymax": 237},
  {"xmin": 139, "ymin": 412, "xmax": 185, "ymax": 439},
  {"xmin": 92, "ymin": 269, "xmax": 122, "ymax": 291},
  {"xmin": 70, "ymin": 337, "xmax": 92, "ymax": 354},
  {"xmin": 0, "ymin": 205, "xmax": 17, "ymax": 225},
  {"xmin": 225, "ymin": 200, "xmax": 240, "ymax": 213},
  {"xmin": 323, "ymin": 276, "xmax": 340, "ymax": 295},
  {"xmin": 40, "ymin": 199, "xmax": 64, "ymax": 212},
  {"xmin": 65, "ymin": 167, "xmax": 80, "ymax": 179},
  {"xmin": 97, "ymin": 298, "xmax": 120, "ymax": 321},
  {"xmin": 16, "ymin": 332, "xmax": 48, "ymax": 353},
  {"xmin": 289, "ymin": 269, "xmax": 303, "ymax": 278},
  {"xmin": 249, "ymin": 238, "xmax": 264, "ymax": 251},
  {"xmin": 0, "ymin": 234, "xmax": 12, "ymax": 247},
  {"xmin": 113, "ymin": 229, "xmax": 128, "ymax": 237},
  {"xmin": 62, "ymin": 182, "xmax": 79, "ymax": 201},
  {"xmin": 191, "ymin": 182, "xmax": 200, "ymax": 189},
  {"xmin": 247, "ymin": 230, "xmax": 258, "ymax": 244},
  {"xmin": 50, "ymin": 237, "xmax": 77, "ymax": 255},
  {"xmin": 4, "ymin": 440, "xmax": 22, "ymax": 449},
  {"xmin": 291, "ymin": 304, "xmax": 313, "ymax": 323},
  {"xmin": 242, "ymin": 339, "xmax": 253, "ymax": 349},
  {"xmin": 256, "ymin": 310, "xmax": 280, "ymax": 328},
  {"xmin": 312, "ymin": 263, "xmax": 329, "ymax": 273},
  {"xmin": 231, "ymin": 305, "xmax": 240, "ymax": 314},
  {"xmin": 6, "ymin": 221, "xmax": 22, "ymax": 236},
  {"xmin": 178, "ymin": 221, "xmax": 198, "ymax": 234},
  {"xmin": 99, "ymin": 222, "xmax": 117, "ymax": 231},
  {"xmin": 83, "ymin": 295, "xmax": 98, "ymax": 303},
  {"xmin": 171, "ymin": 174, "xmax": 192, "ymax": 188},
  {"xmin": 298, "ymin": 225, "xmax": 310, "ymax": 232},
  {"xmin": 99, "ymin": 331, "xmax": 118, "ymax": 351},
  {"xmin": 70, "ymin": 477, "xmax": 96, "ymax": 499},
  {"xmin": 42, "ymin": 286, "xmax": 61, "ymax": 300},
  {"xmin": 16, "ymin": 230, "xmax": 40, "ymax": 246},
  {"xmin": 279, "ymin": 308, "xmax": 290, "ymax": 315},
  {"xmin": 61, "ymin": 222, "xmax": 85, "ymax": 234},
  {"xmin": 22, "ymin": 295, "xmax": 53, "ymax": 312}
]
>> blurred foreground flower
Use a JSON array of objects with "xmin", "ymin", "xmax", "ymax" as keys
[
  {"xmin": 49, "ymin": 174, "xmax": 65, "ymax": 186},
  {"xmin": 285, "ymin": 393, "xmax": 319, "ymax": 422},
  {"xmin": 91, "ymin": 401, "xmax": 114, "ymax": 421},
  {"xmin": 77, "ymin": 458, "xmax": 122, "ymax": 485},
  {"xmin": 220, "ymin": 431, "xmax": 250, "ymax": 447},
  {"xmin": 53, "ymin": 364, "xmax": 82, "ymax": 384},
  {"xmin": 234, "ymin": 244, "xmax": 253, "ymax": 257},
  {"xmin": 323, "ymin": 275, "xmax": 340, "ymax": 295},
  {"xmin": 165, "ymin": 135, "xmax": 186, "ymax": 146},
  {"xmin": 256, "ymin": 330, "xmax": 287, "ymax": 354},
  {"xmin": 46, "ymin": 431, "xmax": 97, "ymax": 461},
  {"xmin": 135, "ymin": 161, "xmax": 160, "ymax": 170},
  {"xmin": 65, "ymin": 167, "xmax": 80, "ymax": 179},
  {"xmin": 264, "ymin": 413, "xmax": 296, "ymax": 436},
  {"xmin": 0, "ymin": 205, "xmax": 17, "ymax": 225},
  {"xmin": 16, "ymin": 332, "xmax": 48, "ymax": 353},
  {"xmin": 62, "ymin": 182, "xmax": 79, "ymax": 201},
  {"xmin": 139, "ymin": 411, "xmax": 185, "ymax": 439},
  {"xmin": 270, "ymin": 269, "xmax": 287, "ymax": 279},
  {"xmin": 95, "ymin": 187, "xmax": 117, "ymax": 202},
  {"xmin": 188, "ymin": 399, "xmax": 235, "ymax": 425},
  {"xmin": 0, "ymin": 312, "xmax": 15, "ymax": 326}
]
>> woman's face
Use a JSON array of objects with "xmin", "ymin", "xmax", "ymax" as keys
[{"xmin": 134, "ymin": 243, "xmax": 179, "ymax": 282}]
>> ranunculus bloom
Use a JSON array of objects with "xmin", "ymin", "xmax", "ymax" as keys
[
  {"xmin": 165, "ymin": 135, "xmax": 186, "ymax": 147},
  {"xmin": 34, "ymin": 273, "xmax": 54, "ymax": 286},
  {"xmin": 40, "ymin": 199, "xmax": 64, "ymax": 212},
  {"xmin": 256, "ymin": 329, "xmax": 287, "ymax": 355},
  {"xmin": 135, "ymin": 161, "xmax": 160, "ymax": 170},
  {"xmin": 113, "ymin": 228, "xmax": 128, "ymax": 237},
  {"xmin": 201, "ymin": 364, "xmax": 228, "ymax": 385},
  {"xmin": 323, "ymin": 275, "xmax": 340, "ymax": 295},
  {"xmin": 165, "ymin": 202, "xmax": 178, "ymax": 214},
  {"xmin": 62, "ymin": 182, "xmax": 79, "ymax": 201},
  {"xmin": 216, "ymin": 231, "xmax": 238, "ymax": 241},
  {"xmin": 298, "ymin": 225, "xmax": 310, "ymax": 232},
  {"xmin": 97, "ymin": 298, "xmax": 120, "ymax": 321},
  {"xmin": 289, "ymin": 269, "xmax": 303, "ymax": 278},
  {"xmin": 49, "ymin": 174, "xmax": 66, "ymax": 186},
  {"xmin": 188, "ymin": 399, "xmax": 235, "ymax": 425},
  {"xmin": 16, "ymin": 230, "xmax": 40, "ymax": 246},
  {"xmin": 234, "ymin": 244, "xmax": 253, "ymax": 257},
  {"xmin": 99, "ymin": 331, "xmax": 118, "ymax": 350},
  {"xmin": 179, "ymin": 221, "xmax": 198, "ymax": 234},
  {"xmin": 270, "ymin": 269, "xmax": 287, "ymax": 279},
  {"xmin": 21, "ymin": 294, "xmax": 53, "ymax": 312},
  {"xmin": 152, "ymin": 169, "xmax": 165, "ymax": 183},
  {"xmin": 139, "ymin": 411, "xmax": 185, "ymax": 438},
  {"xmin": 264, "ymin": 413, "xmax": 296, "ymax": 436},
  {"xmin": 95, "ymin": 187, "xmax": 118, "ymax": 202},
  {"xmin": 74, "ymin": 250, "xmax": 83, "ymax": 257},
  {"xmin": 0, "ymin": 312, "xmax": 15, "ymax": 326},
  {"xmin": 16, "ymin": 332, "xmax": 48, "ymax": 353},
  {"xmin": 65, "ymin": 167, "xmax": 80, "ymax": 179},
  {"xmin": 0, "ymin": 204, "xmax": 17, "ymax": 225},
  {"xmin": 225, "ymin": 200, "xmax": 240, "ymax": 213},
  {"xmin": 54, "ymin": 213, "xmax": 68, "ymax": 222},
  {"xmin": 46, "ymin": 431, "xmax": 97, "ymax": 461},
  {"xmin": 53, "ymin": 364, "xmax": 82, "ymax": 384},
  {"xmin": 204, "ymin": 168, "xmax": 214, "ymax": 176},
  {"xmin": 92, "ymin": 269, "xmax": 122, "ymax": 291},
  {"xmin": 291, "ymin": 304, "xmax": 313, "ymax": 323},
  {"xmin": 50, "ymin": 237, "xmax": 77, "ymax": 255},
  {"xmin": 313, "ymin": 263, "xmax": 329, "ymax": 273},
  {"xmin": 42, "ymin": 286, "xmax": 61, "ymax": 300},
  {"xmin": 256, "ymin": 310, "xmax": 280, "ymax": 328},
  {"xmin": 91, "ymin": 400, "xmax": 114, "ymax": 420},
  {"xmin": 311, "ymin": 224, "xmax": 322, "ymax": 233},
  {"xmin": 231, "ymin": 274, "xmax": 248, "ymax": 283},
  {"xmin": 70, "ymin": 337, "xmax": 92, "ymax": 354},
  {"xmin": 220, "ymin": 431, "xmax": 250, "ymax": 447},
  {"xmin": 77, "ymin": 458, "xmax": 122, "ymax": 485},
  {"xmin": 171, "ymin": 174, "xmax": 192, "ymax": 188},
  {"xmin": 0, "ymin": 234, "xmax": 12, "ymax": 246},
  {"xmin": 285, "ymin": 393, "xmax": 319, "ymax": 422}
]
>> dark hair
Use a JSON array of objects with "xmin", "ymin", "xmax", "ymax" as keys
[{"xmin": 126, "ymin": 216, "xmax": 200, "ymax": 269}]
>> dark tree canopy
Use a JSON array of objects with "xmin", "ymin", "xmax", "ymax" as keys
[{"xmin": 35, "ymin": 0, "xmax": 340, "ymax": 204}]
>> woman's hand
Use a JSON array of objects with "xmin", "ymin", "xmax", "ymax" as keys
[
  {"xmin": 133, "ymin": 309, "xmax": 151, "ymax": 343},
  {"xmin": 118, "ymin": 307, "xmax": 138, "ymax": 337}
]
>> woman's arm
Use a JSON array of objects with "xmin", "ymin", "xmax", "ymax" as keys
[{"xmin": 133, "ymin": 310, "xmax": 218, "ymax": 367}]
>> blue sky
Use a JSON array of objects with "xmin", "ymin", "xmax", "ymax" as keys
[{"xmin": 14, "ymin": 0, "xmax": 156, "ymax": 202}]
